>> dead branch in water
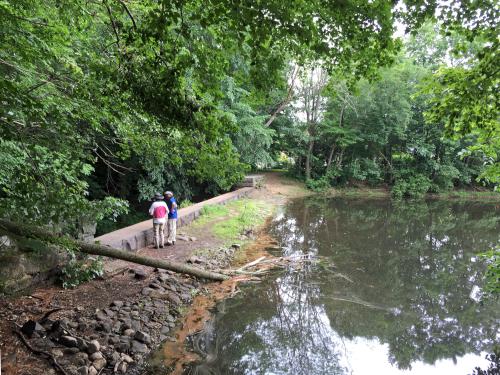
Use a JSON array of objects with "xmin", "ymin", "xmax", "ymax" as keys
[
  {"xmin": 237, "ymin": 256, "xmax": 267, "ymax": 272},
  {"xmin": 222, "ymin": 254, "xmax": 316, "ymax": 277}
]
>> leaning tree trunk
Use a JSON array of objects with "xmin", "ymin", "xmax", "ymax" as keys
[
  {"xmin": 0, "ymin": 219, "xmax": 229, "ymax": 281},
  {"xmin": 305, "ymin": 138, "xmax": 314, "ymax": 180}
]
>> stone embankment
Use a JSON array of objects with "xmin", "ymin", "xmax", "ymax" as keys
[{"xmin": 95, "ymin": 187, "xmax": 253, "ymax": 252}]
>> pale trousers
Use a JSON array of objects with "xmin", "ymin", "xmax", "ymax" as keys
[
  {"xmin": 153, "ymin": 222, "xmax": 165, "ymax": 247},
  {"xmin": 167, "ymin": 219, "xmax": 177, "ymax": 244}
]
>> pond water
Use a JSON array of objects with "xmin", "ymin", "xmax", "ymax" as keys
[{"xmin": 187, "ymin": 198, "xmax": 500, "ymax": 375}]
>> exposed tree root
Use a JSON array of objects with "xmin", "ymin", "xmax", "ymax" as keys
[{"xmin": 13, "ymin": 327, "xmax": 70, "ymax": 375}]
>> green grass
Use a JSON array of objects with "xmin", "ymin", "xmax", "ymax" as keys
[
  {"xmin": 435, "ymin": 190, "xmax": 500, "ymax": 200},
  {"xmin": 192, "ymin": 204, "xmax": 230, "ymax": 226},
  {"xmin": 329, "ymin": 187, "xmax": 499, "ymax": 200},
  {"xmin": 192, "ymin": 198, "xmax": 272, "ymax": 240}
]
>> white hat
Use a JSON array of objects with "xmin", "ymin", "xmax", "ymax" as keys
[{"xmin": 164, "ymin": 191, "xmax": 173, "ymax": 196}]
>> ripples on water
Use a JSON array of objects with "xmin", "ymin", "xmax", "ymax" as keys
[{"xmin": 187, "ymin": 198, "xmax": 500, "ymax": 375}]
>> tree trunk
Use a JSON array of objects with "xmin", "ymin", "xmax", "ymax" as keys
[
  {"xmin": 0, "ymin": 219, "xmax": 229, "ymax": 281},
  {"xmin": 264, "ymin": 65, "xmax": 299, "ymax": 128},
  {"xmin": 336, "ymin": 149, "xmax": 345, "ymax": 168},
  {"xmin": 305, "ymin": 139, "xmax": 314, "ymax": 180},
  {"xmin": 327, "ymin": 104, "xmax": 345, "ymax": 169},
  {"xmin": 326, "ymin": 144, "xmax": 336, "ymax": 168}
]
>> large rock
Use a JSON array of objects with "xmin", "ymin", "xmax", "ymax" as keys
[
  {"xmin": 167, "ymin": 292, "xmax": 181, "ymax": 305},
  {"xmin": 111, "ymin": 300, "xmax": 124, "ymax": 308},
  {"xmin": 0, "ymin": 235, "xmax": 69, "ymax": 295},
  {"xmin": 89, "ymin": 352, "xmax": 103, "ymax": 361},
  {"xmin": 134, "ymin": 269, "xmax": 147, "ymax": 279},
  {"xmin": 134, "ymin": 331, "xmax": 151, "ymax": 344},
  {"xmin": 87, "ymin": 340, "xmax": 100, "ymax": 354},
  {"xmin": 21, "ymin": 320, "xmax": 45, "ymax": 337},
  {"xmin": 60, "ymin": 335, "xmax": 78, "ymax": 348},
  {"xmin": 131, "ymin": 340, "xmax": 148, "ymax": 353},
  {"xmin": 77, "ymin": 218, "xmax": 97, "ymax": 242},
  {"xmin": 92, "ymin": 358, "xmax": 106, "ymax": 371}
]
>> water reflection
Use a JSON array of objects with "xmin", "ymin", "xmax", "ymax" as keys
[{"xmin": 189, "ymin": 199, "xmax": 500, "ymax": 375}]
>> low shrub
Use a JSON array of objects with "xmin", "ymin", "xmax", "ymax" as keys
[
  {"xmin": 60, "ymin": 254, "xmax": 104, "ymax": 288},
  {"xmin": 392, "ymin": 173, "xmax": 431, "ymax": 199},
  {"xmin": 180, "ymin": 199, "xmax": 193, "ymax": 208},
  {"xmin": 305, "ymin": 177, "xmax": 331, "ymax": 192}
]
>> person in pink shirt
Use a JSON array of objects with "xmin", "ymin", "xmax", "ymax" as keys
[{"xmin": 148, "ymin": 193, "xmax": 169, "ymax": 249}]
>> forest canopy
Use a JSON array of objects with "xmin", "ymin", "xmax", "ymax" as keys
[{"xmin": 0, "ymin": 0, "xmax": 498, "ymax": 232}]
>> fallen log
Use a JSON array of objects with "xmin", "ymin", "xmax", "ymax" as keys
[{"xmin": 0, "ymin": 219, "xmax": 228, "ymax": 281}]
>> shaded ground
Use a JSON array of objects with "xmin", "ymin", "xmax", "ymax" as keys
[{"xmin": 0, "ymin": 171, "xmax": 307, "ymax": 375}]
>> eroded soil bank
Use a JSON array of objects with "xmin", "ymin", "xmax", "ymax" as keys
[{"xmin": 0, "ymin": 172, "xmax": 308, "ymax": 375}]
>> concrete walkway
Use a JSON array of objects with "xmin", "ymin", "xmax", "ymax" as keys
[{"xmin": 94, "ymin": 187, "xmax": 253, "ymax": 251}]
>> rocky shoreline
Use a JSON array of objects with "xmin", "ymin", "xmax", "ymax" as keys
[{"xmin": 7, "ymin": 244, "xmax": 239, "ymax": 375}]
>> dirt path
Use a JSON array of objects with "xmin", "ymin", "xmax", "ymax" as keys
[{"xmin": 0, "ymin": 172, "xmax": 307, "ymax": 375}]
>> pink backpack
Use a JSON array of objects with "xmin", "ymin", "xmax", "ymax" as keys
[{"xmin": 153, "ymin": 206, "xmax": 167, "ymax": 219}]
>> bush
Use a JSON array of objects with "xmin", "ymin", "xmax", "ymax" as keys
[
  {"xmin": 392, "ymin": 173, "xmax": 431, "ymax": 199},
  {"xmin": 306, "ymin": 177, "xmax": 331, "ymax": 192},
  {"xmin": 60, "ymin": 254, "xmax": 104, "ymax": 288},
  {"xmin": 433, "ymin": 164, "xmax": 461, "ymax": 191},
  {"xmin": 346, "ymin": 158, "xmax": 383, "ymax": 185},
  {"xmin": 180, "ymin": 199, "xmax": 193, "ymax": 208}
]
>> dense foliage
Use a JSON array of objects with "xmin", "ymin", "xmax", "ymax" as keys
[
  {"xmin": 0, "ymin": 1, "xmax": 497, "ymax": 230},
  {"xmin": 0, "ymin": 0, "xmax": 407, "ymax": 230},
  {"xmin": 277, "ymin": 21, "xmax": 498, "ymax": 197}
]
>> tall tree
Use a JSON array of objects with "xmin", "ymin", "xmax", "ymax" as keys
[{"xmin": 298, "ymin": 67, "xmax": 329, "ymax": 180}]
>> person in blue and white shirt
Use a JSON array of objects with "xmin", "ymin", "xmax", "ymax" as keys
[{"xmin": 164, "ymin": 191, "xmax": 178, "ymax": 245}]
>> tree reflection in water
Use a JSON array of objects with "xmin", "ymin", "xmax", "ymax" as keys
[{"xmin": 188, "ymin": 198, "xmax": 500, "ymax": 375}]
